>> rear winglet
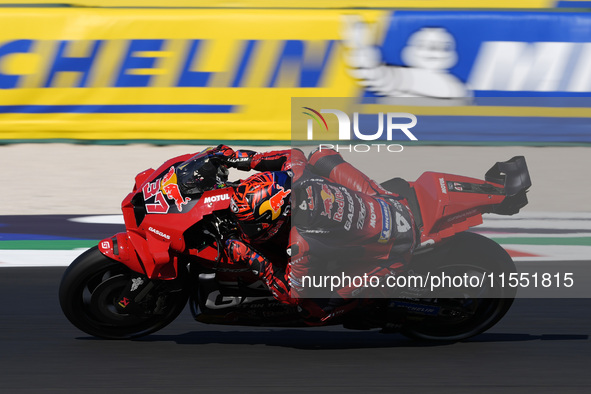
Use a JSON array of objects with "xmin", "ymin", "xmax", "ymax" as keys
[{"xmin": 485, "ymin": 156, "xmax": 532, "ymax": 215}]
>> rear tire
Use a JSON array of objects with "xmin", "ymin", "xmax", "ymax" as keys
[
  {"xmin": 401, "ymin": 232, "xmax": 516, "ymax": 342},
  {"xmin": 59, "ymin": 246, "xmax": 188, "ymax": 339}
]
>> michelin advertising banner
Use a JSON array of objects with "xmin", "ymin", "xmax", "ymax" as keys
[
  {"xmin": 342, "ymin": 10, "xmax": 591, "ymax": 143},
  {"xmin": 0, "ymin": 8, "xmax": 590, "ymax": 143},
  {"xmin": 0, "ymin": 1, "xmax": 566, "ymax": 8}
]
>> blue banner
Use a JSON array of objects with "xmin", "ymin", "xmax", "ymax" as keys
[
  {"xmin": 342, "ymin": 11, "xmax": 591, "ymax": 143},
  {"xmin": 359, "ymin": 11, "xmax": 591, "ymax": 98}
]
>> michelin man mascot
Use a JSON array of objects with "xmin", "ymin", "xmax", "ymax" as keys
[{"xmin": 342, "ymin": 15, "xmax": 469, "ymax": 100}]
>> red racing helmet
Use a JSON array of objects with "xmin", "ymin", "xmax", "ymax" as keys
[{"xmin": 230, "ymin": 171, "xmax": 291, "ymax": 242}]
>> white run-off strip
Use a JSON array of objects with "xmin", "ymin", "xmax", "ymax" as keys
[
  {"xmin": 69, "ymin": 215, "xmax": 125, "ymax": 225},
  {"xmin": 0, "ymin": 249, "xmax": 87, "ymax": 267},
  {"xmin": 482, "ymin": 212, "xmax": 591, "ymax": 230},
  {"xmin": 499, "ymin": 245, "xmax": 591, "ymax": 262}
]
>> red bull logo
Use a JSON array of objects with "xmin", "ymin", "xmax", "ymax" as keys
[
  {"xmin": 161, "ymin": 166, "xmax": 191, "ymax": 211},
  {"xmin": 141, "ymin": 166, "xmax": 191, "ymax": 214},
  {"xmin": 320, "ymin": 184, "xmax": 335, "ymax": 218},
  {"xmin": 320, "ymin": 184, "xmax": 345, "ymax": 221},
  {"xmin": 259, "ymin": 185, "xmax": 291, "ymax": 220}
]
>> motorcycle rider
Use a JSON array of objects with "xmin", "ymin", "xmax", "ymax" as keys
[
  {"xmin": 214, "ymin": 144, "xmax": 417, "ymax": 323},
  {"xmin": 217, "ymin": 145, "xmax": 294, "ymax": 305}
]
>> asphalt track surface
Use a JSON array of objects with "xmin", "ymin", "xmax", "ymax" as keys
[
  {"xmin": 1, "ymin": 267, "xmax": 591, "ymax": 393},
  {"xmin": 1, "ymin": 221, "xmax": 591, "ymax": 392}
]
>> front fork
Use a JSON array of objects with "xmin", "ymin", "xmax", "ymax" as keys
[
  {"xmin": 114, "ymin": 273, "xmax": 188, "ymax": 315},
  {"xmin": 114, "ymin": 273, "xmax": 156, "ymax": 314}
]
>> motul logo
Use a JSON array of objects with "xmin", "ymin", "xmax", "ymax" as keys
[{"xmin": 203, "ymin": 194, "xmax": 231, "ymax": 204}]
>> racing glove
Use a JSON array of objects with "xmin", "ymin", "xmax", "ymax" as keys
[
  {"xmin": 225, "ymin": 238, "xmax": 295, "ymax": 305},
  {"xmin": 215, "ymin": 144, "xmax": 256, "ymax": 171}
]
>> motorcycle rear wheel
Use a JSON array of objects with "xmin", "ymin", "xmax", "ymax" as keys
[
  {"xmin": 59, "ymin": 246, "xmax": 188, "ymax": 339},
  {"xmin": 401, "ymin": 232, "xmax": 516, "ymax": 342}
]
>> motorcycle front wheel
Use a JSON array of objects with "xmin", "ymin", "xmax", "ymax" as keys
[{"xmin": 59, "ymin": 246, "xmax": 189, "ymax": 339}]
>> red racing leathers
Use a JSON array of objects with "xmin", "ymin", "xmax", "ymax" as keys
[{"xmin": 220, "ymin": 145, "xmax": 417, "ymax": 321}]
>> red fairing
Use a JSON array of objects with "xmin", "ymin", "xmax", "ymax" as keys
[
  {"xmin": 100, "ymin": 151, "xmax": 235, "ymax": 280},
  {"xmin": 98, "ymin": 233, "xmax": 144, "ymax": 276},
  {"xmin": 413, "ymin": 171, "xmax": 505, "ymax": 245}
]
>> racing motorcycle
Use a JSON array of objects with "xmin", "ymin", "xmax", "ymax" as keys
[{"xmin": 59, "ymin": 147, "xmax": 531, "ymax": 341}]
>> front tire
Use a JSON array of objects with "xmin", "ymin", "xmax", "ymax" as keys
[{"xmin": 59, "ymin": 246, "xmax": 188, "ymax": 339}]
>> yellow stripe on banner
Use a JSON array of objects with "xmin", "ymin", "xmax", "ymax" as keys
[
  {"xmin": 360, "ymin": 105, "xmax": 591, "ymax": 118},
  {"xmin": 0, "ymin": 1, "xmax": 556, "ymax": 8},
  {"xmin": 152, "ymin": 40, "xmax": 186, "ymax": 88}
]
